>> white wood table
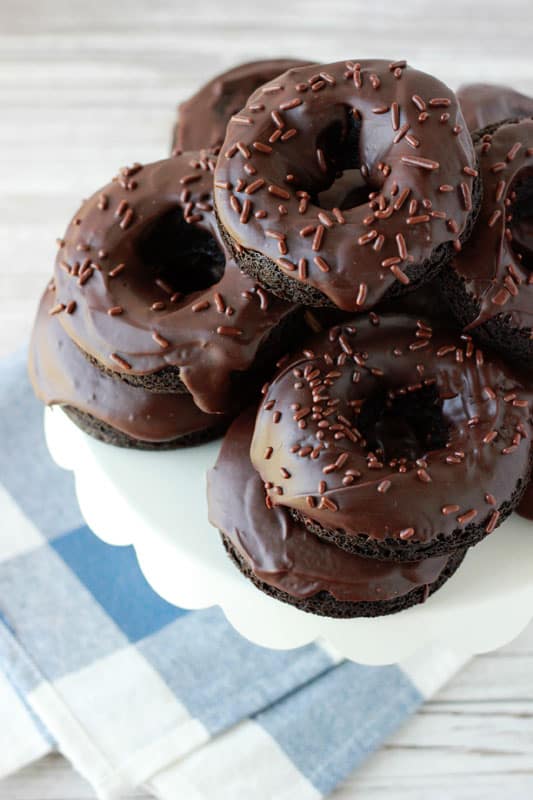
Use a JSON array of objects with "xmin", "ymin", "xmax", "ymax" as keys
[{"xmin": 1, "ymin": 1, "xmax": 532, "ymax": 797}]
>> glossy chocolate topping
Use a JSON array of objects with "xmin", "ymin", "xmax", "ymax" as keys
[
  {"xmin": 52, "ymin": 152, "xmax": 296, "ymax": 414},
  {"xmin": 215, "ymin": 59, "xmax": 477, "ymax": 312},
  {"xmin": 451, "ymin": 118, "xmax": 533, "ymax": 329},
  {"xmin": 29, "ymin": 288, "xmax": 218, "ymax": 442},
  {"xmin": 250, "ymin": 314, "xmax": 531, "ymax": 546},
  {"xmin": 457, "ymin": 83, "xmax": 533, "ymax": 132},
  {"xmin": 208, "ymin": 408, "xmax": 456, "ymax": 603},
  {"xmin": 174, "ymin": 59, "xmax": 308, "ymax": 153}
]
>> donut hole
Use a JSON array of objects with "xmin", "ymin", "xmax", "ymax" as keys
[
  {"xmin": 137, "ymin": 207, "xmax": 225, "ymax": 295},
  {"xmin": 317, "ymin": 169, "xmax": 370, "ymax": 211},
  {"xmin": 509, "ymin": 168, "xmax": 533, "ymax": 271},
  {"xmin": 311, "ymin": 108, "xmax": 379, "ymax": 211},
  {"xmin": 356, "ymin": 384, "xmax": 449, "ymax": 463},
  {"xmin": 212, "ymin": 84, "xmax": 244, "ymax": 120}
]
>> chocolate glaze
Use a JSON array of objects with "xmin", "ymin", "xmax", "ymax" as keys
[
  {"xmin": 451, "ymin": 118, "xmax": 533, "ymax": 329},
  {"xmin": 52, "ymin": 152, "xmax": 296, "ymax": 414},
  {"xmin": 29, "ymin": 288, "xmax": 219, "ymax": 442},
  {"xmin": 250, "ymin": 314, "xmax": 531, "ymax": 547},
  {"xmin": 458, "ymin": 83, "xmax": 533, "ymax": 132},
  {"xmin": 173, "ymin": 59, "xmax": 308, "ymax": 153},
  {"xmin": 215, "ymin": 59, "xmax": 477, "ymax": 312},
  {"xmin": 208, "ymin": 408, "xmax": 456, "ymax": 603}
]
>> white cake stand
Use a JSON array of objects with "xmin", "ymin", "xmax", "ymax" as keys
[{"xmin": 45, "ymin": 406, "xmax": 533, "ymax": 665}]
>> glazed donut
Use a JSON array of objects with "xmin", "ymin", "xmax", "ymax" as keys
[
  {"xmin": 52, "ymin": 152, "xmax": 298, "ymax": 415},
  {"xmin": 29, "ymin": 287, "xmax": 228, "ymax": 449},
  {"xmin": 214, "ymin": 59, "xmax": 480, "ymax": 311},
  {"xmin": 250, "ymin": 314, "xmax": 532, "ymax": 561},
  {"xmin": 457, "ymin": 83, "xmax": 533, "ymax": 132},
  {"xmin": 442, "ymin": 118, "xmax": 533, "ymax": 364},
  {"xmin": 173, "ymin": 58, "xmax": 308, "ymax": 153},
  {"xmin": 208, "ymin": 408, "xmax": 466, "ymax": 617}
]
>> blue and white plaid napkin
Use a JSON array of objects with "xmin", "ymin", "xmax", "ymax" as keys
[{"xmin": 0, "ymin": 351, "xmax": 468, "ymax": 799}]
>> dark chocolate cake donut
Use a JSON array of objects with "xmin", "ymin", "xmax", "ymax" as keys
[
  {"xmin": 441, "ymin": 118, "xmax": 533, "ymax": 365},
  {"xmin": 457, "ymin": 83, "xmax": 533, "ymax": 132},
  {"xmin": 173, "ymin": 59, "xmax": 308, "ymax": 153},
  {"xmin": 517, "ymin": 479, "xmax": 533, "ymax": 521},
  {"xmin": 29, "ymin": 287, "xmax": 228, "ymax": 448},
  {"xmin": 208, "ymin": 409, "xmax": 467, "ymax": 617},
  {"xmin": 250, "ymin": 314, "xmax": 532, "ymax": 561},
  {"xmin": 51, "ymin": 152, "xmax": 299, "ymax": 415},
  {"xmin": 214, "ymin": 59, "xmax": 480, "ymax": 311}
]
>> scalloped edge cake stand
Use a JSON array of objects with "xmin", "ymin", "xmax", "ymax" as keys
[{"xmin": 44, "ymin": 406, "xmax": 533, "ymax": 665}]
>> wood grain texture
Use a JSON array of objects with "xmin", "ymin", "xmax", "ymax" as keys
[{"xmin": 1, "ymin": 1, "xmax": 533, "ymax": 797}]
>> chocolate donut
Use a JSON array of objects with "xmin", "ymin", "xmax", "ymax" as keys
[
  {"xmin": 173, "ymin": 59, "xmax": 308, "ymax": 153},
  {"xmin": 458, "ymin": 83, "xmax": 533, "ymax": 132},
  {"xmin": 250, "ymin": 314, "xmax": 532, "ymax": 561},
  {"xmin": 214, "ymin": 59, "xmax": 480, "ymax": 311},
  {"xmin": 208, "ymin": 408, "xmax": 466, "ymax": 617},
  {"xmin": 29, "ymin": 287, "xmax": 228, "ymax": 448},
  {"xmin": 442, "ymin": 118, "xmax": 533, "ymax": 364},
  {"xmin": 52, "ymin": 152, "xmax": 298, "ymax": 415}
]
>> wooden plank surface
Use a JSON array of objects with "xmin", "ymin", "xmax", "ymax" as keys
[{"xmin": 1, "ymin": 1, "xmax": 533, "ymax": 797}]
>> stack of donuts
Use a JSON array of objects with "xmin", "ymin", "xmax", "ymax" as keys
[{"xmin": 30, "ymin": 58, "xmax": 533, "ymax": 617}]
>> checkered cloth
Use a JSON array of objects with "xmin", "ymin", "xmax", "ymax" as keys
[{"xmin": 0, "ymin": 351, "xmax": 468, "ymax": 799}]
